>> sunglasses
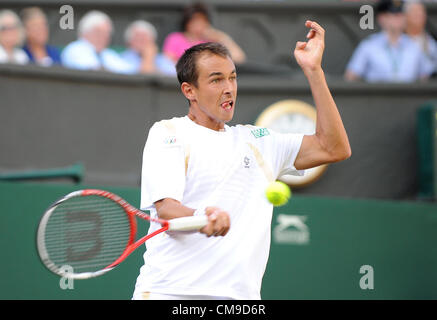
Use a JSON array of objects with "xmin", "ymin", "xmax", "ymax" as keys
[{"xmin": 0, "ymin": 24, "xmax": 19, "ymax": 32}]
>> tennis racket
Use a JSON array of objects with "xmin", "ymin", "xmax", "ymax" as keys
[{"xmin": 36, "ymin": 189, "xmax": 208, "ymax": 279}]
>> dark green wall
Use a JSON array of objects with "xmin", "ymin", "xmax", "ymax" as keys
[
  {"xmin": 1, "ymin": 182, "xmax": 436, "ymax": 299},
  {"xmin": 264, "ymin": 196, "xmax": 437, "ymax": 299},
  {"xmin": 0, "ymin": 182, "xmax": 144, "ymax": 300}
]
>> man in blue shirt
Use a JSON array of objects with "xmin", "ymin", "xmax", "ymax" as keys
[
  {"xmin": 121, "ymin": 20, "xmax": 176, "ymax": 76},
  {"xmin": 61, "ymin": 10, "xmax": 133, "ymax": 74},
  {"xmin": 345, "ymin": 0, "xmax": 434, "ymax": 83}
]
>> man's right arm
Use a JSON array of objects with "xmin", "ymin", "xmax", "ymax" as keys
[
  {"xmin": 154, "ymin": 198, "xmax": 195, "ymax": 220},
  {"xmin": 155, "ymin": 198, "xmax": 230, "ymax": 237}
]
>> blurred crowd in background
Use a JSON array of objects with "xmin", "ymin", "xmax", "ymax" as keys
[
  {"xmin": 345, "ymin": 0, "xmax": 437, "ymax": 82},
  {"xmin": 0, "ymin": 0, "xmax": 435, "ymax": 82}
]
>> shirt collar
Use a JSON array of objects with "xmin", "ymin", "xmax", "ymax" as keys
[{"xmin": 381, "ymin": 31, "xmax": 408, "ymax": 49}]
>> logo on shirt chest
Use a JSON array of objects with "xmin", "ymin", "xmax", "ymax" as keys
[
  {"xmin": 251, "ymin": 128, "xmax": 270, "ymax": 139},
  {"xmin": 243, "ymin": 156, "xmax": 251, "ymax": 168}
]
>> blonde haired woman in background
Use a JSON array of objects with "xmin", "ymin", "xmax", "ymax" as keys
[{"xmin": 21, "ymin": 7, "xmax": 61, "ymax": 66}]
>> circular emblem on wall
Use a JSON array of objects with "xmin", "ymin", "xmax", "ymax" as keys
[{"xmin": 255, "ymin": 99, "xmax": 327, "ymax": 188}]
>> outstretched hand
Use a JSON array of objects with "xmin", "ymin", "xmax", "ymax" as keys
[{"xmin": 294, "ymin": 20, "xmax": 325, "ymax": 73}]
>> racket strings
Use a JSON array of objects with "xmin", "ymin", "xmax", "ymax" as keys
[{"xmin": 42, "ymin": 195, "xmax": 133, "ymax": 275}]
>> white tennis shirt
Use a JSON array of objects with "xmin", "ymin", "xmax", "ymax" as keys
[{"xmin": 133, "ymin": 116, "xmax": 304, "ymax": 299}]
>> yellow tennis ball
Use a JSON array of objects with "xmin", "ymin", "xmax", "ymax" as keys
[{"xmin": 265, "ymin": 181, "xmax": 291, "ymax": 206}]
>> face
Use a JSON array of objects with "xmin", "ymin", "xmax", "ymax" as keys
[
  {"xmin": 0, "ymin": 15, "xmax": 21, "ymax": 49},
  {"xmin": 406, "ymin": 3, "xmax": 426, "ymax": 31},
  {"xmin": 25, "ymin": 15, "xmax": 49, "ymax": 45},
  {"xmin": 86, "ymin": 21, "xmax": 112, "ymax": 52},
  {"xmin": 130, "ymin": 28, "xmax": 153, "ymax": 52},
  {"xmin": 184, "ymin": 53, "xmax": 237, "ymax": 129},
  {"xmin": 378, "ymin": 12, "xmax": 406, "ymax": 34},
  {"xmin": 186, "ymin": 12, "xmax": 210, "ymax": 38}
]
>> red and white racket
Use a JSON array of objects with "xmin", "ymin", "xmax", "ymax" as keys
[{"xmin": 36, "ymin": 189, "xmax": 207, "ymax": 279}]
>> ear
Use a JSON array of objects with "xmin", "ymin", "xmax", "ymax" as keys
[{"xmin": 181, "ymin": 82, "xmax": 196, "ymax": 103}]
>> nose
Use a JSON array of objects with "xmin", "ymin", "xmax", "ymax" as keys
[{"xmin": 223, "ymin": 79, "xmax": 235, "ymax": 95}]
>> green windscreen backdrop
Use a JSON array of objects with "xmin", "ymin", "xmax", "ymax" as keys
[
  {"xmin": 417, "ymin": 102, "xmax": 437, "ymax": 200},
  {"xmin": 0, "ymin": 181, "xmax": 436, "ymax": 299}
]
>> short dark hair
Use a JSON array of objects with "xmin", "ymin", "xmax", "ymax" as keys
[
  {"xmin": 20, "ymin": 7, "xmax": 46, "ymax": 25},
  {"xmin": 176, "ymin": 42, "xmax": 231, "ymax": 87},
  {"xmin": 181, "ymin": 2, "xmax": 211, "ymax": 32},
  {"xmin": 376, "ymin": 0, "xmax": 404, "ymax": 15}
]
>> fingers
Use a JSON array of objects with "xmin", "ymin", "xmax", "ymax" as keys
[
  {"xmin": 305, "ymin": 20, "xmax": 325, "ymax": 38},
  {"xmin": 199, "ymin": 207, "xmax": 231, "ymax": 237},
  {"xmin": 209, "ymin": 213, "xmax": 229, "ymax": 237},
  {"xmin": 295, "ymin": 20, "xmax": 324, "ymax": 51},
  {"xmin": 295, "ymin": 41, "xmax": 307, "ymax": 50},
  {"xmin": 306, "ymin": 29, "xmax": 315, "ymax": 39}
]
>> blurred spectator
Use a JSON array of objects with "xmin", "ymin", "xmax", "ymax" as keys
[
  {"xmin": 61, "ymin": 10, "xmax": 131, "ymax": 73},
  {"xmin": 163, "ymin": 2, "xmax": 246, "ymax": 64},
  {"xmin": 0, "ymin": 9, "xmax": 28, "ymax": 64},
  {"xmin": 404, "ymin": 1, "xmax": 437, "ymax": 75},
  {"xmin": 345, "ymin": 0, "xmax": 434, "ymax": 82},
  {"xmin": 121, "ymin": 20, "xmax": 176, "ymax": 76},
  {"xmin": 21, "ymin": 7, "xmax": 61, "ymax": 66}
]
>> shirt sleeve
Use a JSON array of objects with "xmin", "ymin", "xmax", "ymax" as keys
[
  {"xmin": 156, "ymin": 54, "xmax": 177, "ymax": 76},
  {"xmin": 268, "ymin": 130, "xmax": 305, "ymax": 178},
  {"xmin": 15, "ymin": 49, "xmax": 29, "ymax": 65},
  {"xmin": 345, "ymin": 40, "xmax": 369, "ymax": 78},
  {"xmin": 61, "ymin": 42, "xmax": 99, "ymax": 70},
  {"xmin": 428, "ymin": 35, "xmax": 437, "ymax": 68},
  {"xmin": 47, "ymin": 45, "xmax": 62, "ymax": 64},
  {"xmin": 418, "ymin": 49, "xmax": 435, "ymax": 78},
  {"xmin": 100, "ymin": 49, "xmax": 136, "ymax": 74},
  {"xmin": 140, "ymin": 122, "xmax": 186, "ymax": 211}
]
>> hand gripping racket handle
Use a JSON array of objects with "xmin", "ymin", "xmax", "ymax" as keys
[{"xmin": 167, "ymin": 215, "xmax": 208, "ymax": 231}]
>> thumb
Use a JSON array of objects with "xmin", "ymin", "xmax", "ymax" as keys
[
  {"xmin": 205, "ymin": 207, "xmax": 219, "ymax": 220},
  {"xmin": 295, "ymin": 41, "xmax": 307, "ymax": 50}
]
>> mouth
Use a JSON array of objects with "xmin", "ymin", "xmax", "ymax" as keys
[{"xmin": 220, "ymin": 100, "xmax": 234, "ymax": 111}]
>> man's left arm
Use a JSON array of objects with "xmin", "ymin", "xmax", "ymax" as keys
[{"xmin": 293, "ymin": 20, "xmax": 351, "ymax": 170}]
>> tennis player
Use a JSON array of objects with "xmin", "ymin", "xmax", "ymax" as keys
[{"xmin": 132, "ymin": 20, "xmax": 351, "ymax": 300}]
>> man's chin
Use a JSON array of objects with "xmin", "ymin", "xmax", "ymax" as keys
[
  {"xmin": 222, "ymin": 113, "xmax": 234, "ymax": 123},
  {"xmin": 219, "ymin": 108, "xmax": 235, "ymax": 122}
]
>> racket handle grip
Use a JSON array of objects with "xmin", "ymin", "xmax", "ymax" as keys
[{"xmin": 168, "ymin": 215, "xmax": 208, "ymax": 231}]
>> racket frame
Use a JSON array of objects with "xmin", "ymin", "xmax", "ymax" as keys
[{"xmin": 36, "ymin": 189, "xmax": 170, "ymax": 280}]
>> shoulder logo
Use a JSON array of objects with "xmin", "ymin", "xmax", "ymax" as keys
[
  {"xmin": 164, "ymin": 136, "xmax": 177, "ymax": 145},
  {"xmin": 251, "ymin": 128, "xmax": 270, "ymax": 139}
]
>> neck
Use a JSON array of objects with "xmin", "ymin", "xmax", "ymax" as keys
[
  {"xmin": 82, "ymin": 37, "xmax": 101, "ymax": 53},
  {"xmin": 28, "ymin": 42, "xmax": 48, "ymax": 61},
  {"xmin": 28, "ymin": 41, "xmax": 43, "ymax": 49},
  {"xmin": 27, "ymin": 41, "xmax": 46, "ymax": 55},
  {"xmin": 386, "ymin": 31, "xmax": 401, "ymax": 46},
  {"xmin": 406, "ymin": 26, "xmax": 423, "ymax": 37},
  {"xmin": 2, "ymin": 45, "xmax": 14, "ymax": 56},
  {"xmin": 188, "ymin": 107, "xmax": 225, "ymax": 131}
]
